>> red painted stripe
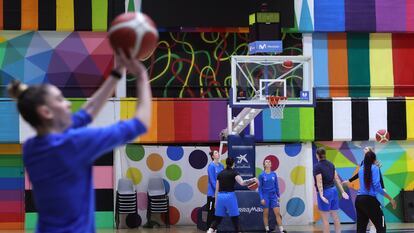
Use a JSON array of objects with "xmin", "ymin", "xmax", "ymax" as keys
[
  {"xmin": 407, "ymin": 0, "xmax": 414, "ymax": 31},
  {"xmin": 0, "ymin": 213, "xmax": 24, "ymax": 222},
  {"xmin": 0, "ymin": 201, "xmax": 24, "ymax": 213},
  {"xmin": 191, "ymin": 101, "xmax": 210, "ymax": 142},
  {"xmin": 174, "ymin": 101, "xmax": 192, "ymax": 142},
  {"xmin": 392, "ymin": 34, "xmax": 414, "ymax": 96}
]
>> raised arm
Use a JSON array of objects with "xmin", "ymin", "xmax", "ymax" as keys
[{"xmin": 82, "ymin": 55, "xmax": 124, "ymax": 119}]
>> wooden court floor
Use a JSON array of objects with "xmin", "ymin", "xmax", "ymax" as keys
[{"xmin": 4, "ymin": 223, "xmax": 414, "ymax": 233}]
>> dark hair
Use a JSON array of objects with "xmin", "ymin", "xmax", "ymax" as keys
[
  {"xmin": 7, "ymin": 80, "xmax": 51, "ymax": 127},
  {"xmin": 209, "ymin": 151, "xmax": 216, "ymax": 160},
  {"xmin": 316, "ymin": 147, "xmax": 326, "ymax": 160},
  {"xmin": 225, "ymin": 157, "xmax": 234, "ymax": 169},
  {"xmin": 363, "ymin": 151, "xmax": 376, "ymax": 191}
]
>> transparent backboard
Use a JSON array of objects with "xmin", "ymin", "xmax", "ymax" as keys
[{"xmin": 231, "ymin": 55, "xmax": 313, "ymax": 107}]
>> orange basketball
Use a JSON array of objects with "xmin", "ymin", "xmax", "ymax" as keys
[
  {"xmin": 108, "ymin": 12, "xmax": 158, "ymax": 60},
  {"xmin": 375, "ymin": 129, "xmax": 390, "ymax": 144},
  {"xmin": 248, "ymin": 181, "xmax": 258, "ymax": 191}
]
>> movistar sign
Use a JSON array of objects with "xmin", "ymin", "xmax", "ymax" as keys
[{"xmin": 249, "ymin": 40, "xmax": 283, "ymax": 54}]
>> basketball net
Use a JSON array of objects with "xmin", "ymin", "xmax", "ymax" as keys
[{"xmin": 266, "ymin": 96, "xmax": 287, "ymax": 119}]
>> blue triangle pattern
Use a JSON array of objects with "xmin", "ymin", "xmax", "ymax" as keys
[
  {"xmin": 27, "ymin": 50, "xmax": 53, "ymax": 72},
  {"xmin": 8, "ymin": 32, "xmax": 34, "ymax": 57},
  {"xmin": 299, "ymin": 0, "xmax": 314, "ymax": 31}
]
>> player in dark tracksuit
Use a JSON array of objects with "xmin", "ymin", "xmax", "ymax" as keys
[{"xmin": 354, "ymin": 151, "xmax": 396, "ymax": 233}]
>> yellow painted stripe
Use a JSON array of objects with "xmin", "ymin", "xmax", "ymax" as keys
[
  {"xmin": 0, "ymin": 144, "xmax": 21, "ymax": 154},
  {"xmin": 406, "ymin": 98, "xmax": 414, "ymax": 140},
  {"xmin": 140, "ymin": 101, "xmax": 158, "ymax": 143},
  {"xmin": 56, "ymin": 0, "xmax": 74, "ymax": 31},
  {"xmin": 369, "ymin": 33, "xmax": 394, "ymax": 97},
  {"xmin": 120, "ymin": 98, "xmax": 132, "ymax": 120}
]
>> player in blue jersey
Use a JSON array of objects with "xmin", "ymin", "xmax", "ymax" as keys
[
  {"xmin": 355, "ymin": 151, "xmax": 396, "ymax": 233},
  {"xmin": 7, "ymin": 51, "xmax": 152, "ymax": 233},
  {"xmin": 314, "ymin": 147, "xmax": 349, "ymax": 233},
  {"xmin": 206, "ymin": 150, "xmax": 224, "ymax": 228},
  {"xmin": 206, "ymin": 157, "xmax": 257, "ymax": 233},
  {"xmin": 258, "ymin": 159, "xmax": 286, "ymax": 233}
]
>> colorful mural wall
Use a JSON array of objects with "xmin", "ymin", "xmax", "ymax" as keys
[
  {"xmin": 0, "ymin": 31, "xmax": 114, "ymax": 98},
  {"xmin": 119, "ymin": 143, "xmax": 313, "ymax": 225},
  {"xmin": 313, "ymin": 33, "xmax": 414, "ymax": 97},
  {"xmin": 129, "ymin": 32, "xmax": 303, "ymax": 98},
  {"xmin": 314, "ymin": 141, "xmax": 414, "ymax": 223}
]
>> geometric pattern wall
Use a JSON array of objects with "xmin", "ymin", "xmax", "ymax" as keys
[
  {"xmin": 0, "ymin": 31, "xmax": 113, "ymax": 98},
  {"xmin": 119, "ymin": 143, "xmax": 313, "ymax": 225},
  {"xmin": 314, "ymin": 141, "xmax": 414, "ymax": 223}
]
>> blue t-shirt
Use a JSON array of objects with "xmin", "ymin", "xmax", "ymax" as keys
[
  {"xmin": 357, "ymin": 164, "xmax": 385, "ymax": 197},
  {"xmin": 313, "ymin": 159, "xmax": 335, "ymax": 190},
  {"xmin": 23, "ymin": 110, "xmax": 146, "ymax": 233},
  {"xmin": 258, "ymin": 171, "xmax": 280, "ymax": 200},
  {"xmin": 207, "ymin": 161, "xmax": 224, "ymax": 196}
]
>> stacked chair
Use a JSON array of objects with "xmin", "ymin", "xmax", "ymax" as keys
[
  {"xmin": 144, "ymin": 176, "xmax": 170, "ymax": 227},
  {"xmin": 115, "ymin": 178, "xmax": 140, "ymax": 229}
]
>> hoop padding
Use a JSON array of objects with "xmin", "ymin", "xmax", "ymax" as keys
[{"xmin": 266, "ymin": 96, "xmax": 287, "ymax": 119}]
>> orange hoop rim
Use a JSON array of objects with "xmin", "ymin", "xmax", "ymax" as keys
[{"xmin": 266, "ymin": 96, "xmax": 288, "ymax": 106}]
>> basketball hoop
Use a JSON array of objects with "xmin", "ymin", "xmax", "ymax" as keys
[{"xmin": 266, "ymin": 96, "xmax": 287, "ymax": 119}]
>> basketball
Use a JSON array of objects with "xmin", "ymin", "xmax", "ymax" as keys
[
  {"xmin": 376, "ymin": 129, "xmax": 390, "ymax": 144},
  {"xmin": 108, "ymin": 12, "xmax": 159, "ymax": 60},
  {"xmin": 247, "ymin": 180, "xmax": 258, "ymax": 191},
  {"xmin": 282, "ymin": 60, "xmax": 293, "ymax": 69}
]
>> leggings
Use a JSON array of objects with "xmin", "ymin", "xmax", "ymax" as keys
[
  {"xmin": 210, "ymin": 216, "xmax": 240, "ymax": 232},
  {"xmin": 355, "ymin": 195, "xmax": 386, "ymax": 233},
  {"xmin": 206, "ymin": 196, "xmax": 216, "ymax": 228}
]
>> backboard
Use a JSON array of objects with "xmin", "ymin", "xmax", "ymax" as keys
[{"xmin": 230, "ymin": 55, "xmax": 313, "ymax": 107}]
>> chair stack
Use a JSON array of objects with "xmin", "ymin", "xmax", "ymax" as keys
[
  {"xmin": 115, "ymin": 178, "xmax": 140, "ymax": 229},
  {"xmin": 146, "ymin": 176, "xmax": 170, "ymax": 227}
]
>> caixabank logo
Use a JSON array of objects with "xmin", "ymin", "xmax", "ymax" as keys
[{"xmin": 235, "ymin": 154, "xmax": 250, "ymax": 169}]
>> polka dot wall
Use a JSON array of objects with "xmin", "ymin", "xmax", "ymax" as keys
[
  {"xmin": 121, "ymin": 145, "xmax": 225, "ymax": 225},
  {"xmin": 120, "ymin": 143, "xmax": 313, "ymax": 225},
  {"xmin": 256, "ymin": 143, "xmax": 313, "ymax": 225}
]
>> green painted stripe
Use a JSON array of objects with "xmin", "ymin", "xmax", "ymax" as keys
[
  {"xmin": 25, "ymin": 212, "xmax": 38, "ymax": 229},
  {"xmin": 299, "ymin": 107, "xmax": 314, "ymax": 141},
  {"xmin": 0, "ymin": 155, "xmax": 23, "ymax": 167},
  {"xmin": 92, "ymin": 0, "xmax": 108, "ymax": 31},
  {"xmin": 68, "ymin": 98, "xmax": 87, "ymax": 112},
  {"xmin": 347, "ymin": 33, "xmax": 370, "ymax": 97},
  {"xmin": 128, "ymin": 0, "xmax": 135, "ymax": 12},
  {"xmin": 25, "ymin": 212, "xmax": 113, "ymax": 229},
  {"xmin": 281, "ymin": 108, "xmax": 300, "ymax": 141},
  {"xmin": 0, "ymin": 167, "xmax": 24, "ymax": 177},
  {"xmin": 95, "ymin": 211, "xmax": 114, "ymax": 228},
  {"xmin": 0, "ymin": 42, "xmax": 7, "ymax": 67}
]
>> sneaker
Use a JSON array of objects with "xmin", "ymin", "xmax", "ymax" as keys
[{"xmin": 206, "ymin": 228, "xmax": 214, "ymax": 233}]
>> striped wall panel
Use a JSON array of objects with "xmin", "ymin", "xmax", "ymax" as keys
[
  {"xmin": 313, "ymin": 33, "xmax": 414, "ymax": 97},
  {"xmin": 0, "ymin": 0, "xmax": 124, "ymax": 31},
  {"xmin": 0, "ymin": 144, "xmax": 24, "ymax": 230},
  {"xmin": 315, "ymin": 97, "xmax": 412, "ymax": 141},
  {"xmin": 24, "ymin": 151, "xmax": 114, "ymax": 229},
  {"xmin": 121, "ymin": 99, "xmax": 315, "ymax": 143},
  {"xmin": 313, "ymin": 0, "xmax": 414, "ymax": 32}
]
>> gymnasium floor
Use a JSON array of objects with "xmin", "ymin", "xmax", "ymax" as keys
[{"xmin": 5, "ymin": 223, "xmax": 414, "ymax": 233}]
